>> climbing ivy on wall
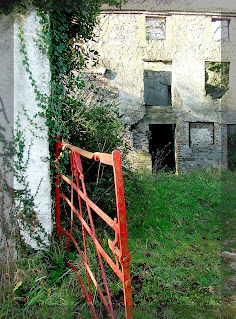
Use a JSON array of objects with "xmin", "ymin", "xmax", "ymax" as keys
[{"xmin": 0, "ymin": 0, "xmax": 125, "ymax": 247}]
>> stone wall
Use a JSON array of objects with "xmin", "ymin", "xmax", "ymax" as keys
[{"xmin": 88, "ymin": 3, "xmax": 236, "ymax": 172}]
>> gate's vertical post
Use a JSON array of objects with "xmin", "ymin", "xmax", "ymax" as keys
[
  {"xmin": 112, "ymin": 151, "xmax": 133, "ymax": 319},
  {"xmin": 55, "ymin": 136, "xmax": 61, "ymax": 238}
]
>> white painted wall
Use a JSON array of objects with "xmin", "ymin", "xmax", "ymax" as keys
[{"xmin": 13, "ymin": 10, "xmax": 51, "ymax": 248}]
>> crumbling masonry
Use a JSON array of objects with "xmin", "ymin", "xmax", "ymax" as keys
[{"xmin": 87, "ymin": 1, "xmax": 236, "ymax": 173}]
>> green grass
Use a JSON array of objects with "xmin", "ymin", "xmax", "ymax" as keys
[
  {"xmin": 124, "ymin": 170, "xmax": 222, "ymax": 318},
  {"xmin": 221, "ymin": 170, "xmax": 236, "ymax": 314},
  {"xmin": 1, "ymin": 170, "xmax": 235, "ymax": 318}
]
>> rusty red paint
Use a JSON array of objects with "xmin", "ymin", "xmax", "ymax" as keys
[
  {"xmin": 55, "ymin": 136, "xmax": 61, "ymax": 239},
  {"xmin": 55, "ymin": 138, "xmax": 133, "ymax": 319}
]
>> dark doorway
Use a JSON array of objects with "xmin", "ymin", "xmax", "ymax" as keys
[{"xmin": 149, "ymin": 124, "xmax": 175, "ymax": 172}]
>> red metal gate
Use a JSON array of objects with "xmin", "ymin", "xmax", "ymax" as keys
[{"xmin": 55, "ymin": 137, "xmax": 133, "ymax": 318}]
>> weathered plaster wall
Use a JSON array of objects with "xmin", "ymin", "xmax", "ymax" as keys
[
  {"xmin": 90, "ymin": 6, "xmax": 236, "ymax": 172},
  {"xmin": 14, "ymin": 10, "xmax": 52, "ymax": 247},
  {"xmin": 0, "ymin": 10, "xmax": 51, "ymax": 251}
]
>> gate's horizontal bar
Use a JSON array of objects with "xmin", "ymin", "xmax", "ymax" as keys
[
  {"xmin": 59, "ymin": 173, "xmax": 119, "ymax": 232},
  {"xmin": 59, "ymin": 142, "xmax": 113, "ymax": 166},
  {"xmin": 60, "ymin": 193, "xmax": 123, "ymax": 281}
]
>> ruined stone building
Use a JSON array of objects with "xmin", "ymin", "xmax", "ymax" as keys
[{"xmin": 88, "ymin": 0, "xmax": 236, "ymax": 173}]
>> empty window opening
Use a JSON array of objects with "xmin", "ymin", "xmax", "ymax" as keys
[
  {"xmin": 205, "ymin": 62, "xmax": 229, "ymax": 99},
  {"xmin": 144, "ymin": 61, "xmax": 172, "ymax": 106},
  {"xmin": 212, "ymin": 19, "xmax": 230, "ymax": 42},
  {"xmin": 146, "ymin": 17, "xmax": 166, "ymax": 40},
  {"xmin": 149, "ymin": 124, "xmax": 175, "ymax": 172},
  {"xmin": 144, "ymin": 70, "xmax": 172, "ymax": 106},
  {"xmin": 227, "ymin": 124, "xmax": 236, "ymax": 171},
  {"xmin": 189, "ymin": 122, "xmax": 214, "ymax": 147}
]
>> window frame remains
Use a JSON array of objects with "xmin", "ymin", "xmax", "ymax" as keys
[{"xmin": 189, "ymin": 122, "xmax": 215, "ymax": 148}]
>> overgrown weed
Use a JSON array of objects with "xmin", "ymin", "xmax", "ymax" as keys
[{"xmin": 0, "ymin": 237, "xmax": 90, "ymax": 318}]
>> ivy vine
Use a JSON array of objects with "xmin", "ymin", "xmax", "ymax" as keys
[{"xmin": 0, "ymin": 0, "xmax": 125, "ymax": 247}]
